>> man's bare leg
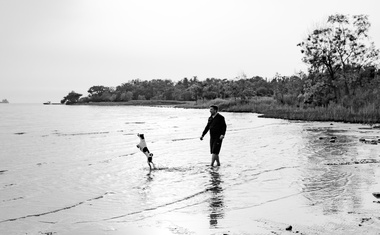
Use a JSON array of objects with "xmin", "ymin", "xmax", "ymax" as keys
[
  {"xmin": 215, "ymin": 154, "xmax": 220, "ymax": 166},
  {"xmin": 211, "ymin": 154, "xmax": 218, "ymax": 166}
]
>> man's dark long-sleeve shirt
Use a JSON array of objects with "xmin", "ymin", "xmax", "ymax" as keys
[{"xmin": 202, "ymin": 113, "xmax": 226, "ymax": 139}]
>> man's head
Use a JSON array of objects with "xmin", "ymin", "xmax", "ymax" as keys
[{"xmin": 209, "ymin": 105, "xmax": 218, "ymax": 115}]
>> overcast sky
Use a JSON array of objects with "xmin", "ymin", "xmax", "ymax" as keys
[{"xmin": 1, "ymin": 0, "xmax": 379, "ymax": 103}]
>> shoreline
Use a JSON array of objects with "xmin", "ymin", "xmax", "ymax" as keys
[
  {"xmin": 70, "ymin": 100, "xmax": 380, "ymax": 126},
  {"xmin": 72, "ymin": 100, "xmax": 193, "ymax": 106}
]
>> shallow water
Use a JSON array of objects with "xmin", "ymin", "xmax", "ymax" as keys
[{"xmin": 1, "ymin": 104, "xmax": 380, "ymax": 234}]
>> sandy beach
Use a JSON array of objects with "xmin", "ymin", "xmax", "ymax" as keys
[{"xmin": 1, "ymin": 105, "xmax": 380, "ymax": 235}]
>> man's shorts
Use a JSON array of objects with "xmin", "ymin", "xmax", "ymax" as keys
[{"xmin": 210, "ymin": 137, "xmax": 223, "ymax": 154}]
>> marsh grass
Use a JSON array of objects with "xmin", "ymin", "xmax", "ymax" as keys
[
  {"xmin": 77, "ymin": 98, "xmax": 380, "ymax": 124},
  {"xmin": 260, "ymin": 103, "xmax": 380, "ymax": 124},
  {"xmin": 179, "ymin": 97, "xmax": 380, "ymax": 124}
]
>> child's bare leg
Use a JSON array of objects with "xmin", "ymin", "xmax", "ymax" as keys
[{"xmin": 147, "ymin": 162, "xmax": 152, "ymax": 174}]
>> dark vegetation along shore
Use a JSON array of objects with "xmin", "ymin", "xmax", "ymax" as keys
[
  {"xmin": 63, "ymin": 14, "xmax": 380, "ymax": 125},
  {"xmin": 73, "ymin": 100, "xmax": 190, "ymax": 106}
]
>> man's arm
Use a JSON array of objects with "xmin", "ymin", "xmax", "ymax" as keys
[
  {"xmin": 200, "ymin": 118, "xmax": 211, "ymax": 140},
  {"xmin": 219, "ymin": 116, "xmax": 227, "ymax": 139}
]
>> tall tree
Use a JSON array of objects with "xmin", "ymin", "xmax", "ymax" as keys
[{"xmin": 298, "ymin": 14, "xmax": 379, "ymax": 102}]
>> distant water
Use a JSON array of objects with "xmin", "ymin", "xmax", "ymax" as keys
[{"xmin": 1, "ymin": 104, "xmax": 380, "ymax": 234}]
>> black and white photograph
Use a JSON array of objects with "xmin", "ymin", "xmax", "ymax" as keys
[{"xmin": 1, "ymin": 0, "xmax": 380, "ymax": 234}]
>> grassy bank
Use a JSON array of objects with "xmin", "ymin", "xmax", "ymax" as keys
[
  {"xmin": 72, "ymin": 98, "xmax": 380, "ymax": 124},
  {"xmin": 177, "ymin": 97, "xmax": 380, "ymax": 125}
]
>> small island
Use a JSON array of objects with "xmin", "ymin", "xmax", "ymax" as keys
[{"xmin": 0, "ymin": 99, "xmax": 9, "ymax": 103}]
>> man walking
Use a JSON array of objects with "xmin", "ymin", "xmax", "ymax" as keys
[{"xmin": 200, "ymin": 105, "xmax": 227, "ymax": 166}]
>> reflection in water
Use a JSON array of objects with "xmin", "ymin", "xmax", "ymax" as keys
[
  {"xmin": 208, "ymin": 168, "xmax": 224, "ymax": 228},
  {"xmin": 300, "ymin": 126, "xmax": 376, "ymax": 214},
  {"xmin": 138, "ymin": 175, "xmax": 154, "ymax": 204}
]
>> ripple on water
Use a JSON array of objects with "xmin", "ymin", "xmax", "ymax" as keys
[
  {"xmin": 301, "ymin": 167, "xmax": 353, "ymax": 204},
  {"xmin": 2, "ymin": 106, "xmax": 380, "ymax": 234}
]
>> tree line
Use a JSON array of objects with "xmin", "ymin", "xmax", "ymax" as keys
[
  {"xmin": 62, "ymin": 14, "xmax": 380, "ymax": 112},
  {"xmin": 61, "ymin": 75, "xmax": 275, "ymax": 105}
]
